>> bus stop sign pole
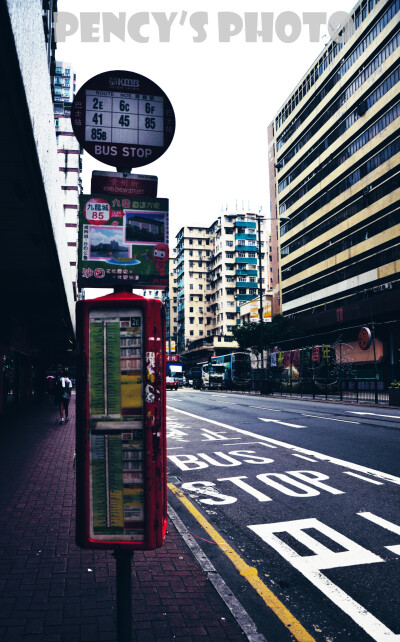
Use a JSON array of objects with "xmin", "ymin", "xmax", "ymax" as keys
[{"xmin": 113, "ymin": 547, "xmax": 134, "ymax": 642}]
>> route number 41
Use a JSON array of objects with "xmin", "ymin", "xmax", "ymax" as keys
[{"xmin": 249, "ymin": 512, "xmax": 400, "ymax": 642}]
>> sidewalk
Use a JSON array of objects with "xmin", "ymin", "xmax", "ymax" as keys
[{"xmin": 0, "ymin": 396, "xmax": 245, "ymax": 642}]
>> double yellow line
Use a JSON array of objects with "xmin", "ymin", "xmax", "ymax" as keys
[{"xmin": 169, "ymin": 483, "xmax": 315, "ymax": 642}]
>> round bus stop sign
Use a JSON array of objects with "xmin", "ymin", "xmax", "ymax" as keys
[{"xmin": 71, "ymin": 70, "xmax": 175, "ymax": 168}]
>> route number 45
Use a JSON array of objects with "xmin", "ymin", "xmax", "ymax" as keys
[{"xmin": 249, "ymin": 512, "xmax": 400, "ymax": 642}]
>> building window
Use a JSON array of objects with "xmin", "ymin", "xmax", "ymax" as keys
[
  {"xmin": 190, "ymin": 318, "xmax": 194, "ymax": 324},
  {"xmin": 226, "ymin": 241, "xmax": 233, "ymax": 247},
  {"xmin": 190, "ymin": 331, "xmax": 194, "ymax": 336}
]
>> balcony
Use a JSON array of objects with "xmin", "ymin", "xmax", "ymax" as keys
[
  {"xmin": 235, "ymin": 221, "xmax": 256, "ymax": 229},
  {"xmin": 235, "ymin": 245, "xmax": 257, "ymax": 252},
  {"xmin": 236, "ymin": 282, "xmax": 248, "ymax": 289},
  {"xmin": 235, "ymin": 257, "xmax": 257, "ymax": 264},
  {"xmin": 235, "ymin": 233, "xmax": 257, "ymax": 241},
  {"xmin": 236, "ymin": 269, "xmax": 257, "ymax": 276},
  {"xmin": 236, "ymin": 293, "xmax": 254, "ymax": 301}
]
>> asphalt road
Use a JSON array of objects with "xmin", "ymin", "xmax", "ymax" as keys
[{"xmin": 166, "ymin": 389, "xmax": 400, "ymax": 642}]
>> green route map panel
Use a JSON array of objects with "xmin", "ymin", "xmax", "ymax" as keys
[
  {"xmin": 88, "ymin": 308, "xmax": 145, "ymax": 541},
  {"xmin": 106, "ymin": 322, "xmax": 121, "ymax": 416},
  {"xmin": 89, "ymin": 322, "xmax": 105, "ymax": 415}
]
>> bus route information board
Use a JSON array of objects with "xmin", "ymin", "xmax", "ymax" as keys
[{"xmin": 88, "ymin": 308, "xmax": 145, "ymax": 541}]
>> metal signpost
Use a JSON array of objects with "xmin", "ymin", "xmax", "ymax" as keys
[{"xmin": 72, "ymin": 70, "xmax": 175, "ymax": 641}]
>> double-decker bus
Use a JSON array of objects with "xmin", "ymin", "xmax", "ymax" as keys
[{"xmin": 211, "ymin": 352, "xmax": 252, "ymax": 388}]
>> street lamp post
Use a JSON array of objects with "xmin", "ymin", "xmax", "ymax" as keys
[
  {"xmin": 251, "ymin": 213, "xmax": 290, "ymax": 392},
  {"xmin": 256, "ymin": 215, "xmax": 265, "ymax": 387}
]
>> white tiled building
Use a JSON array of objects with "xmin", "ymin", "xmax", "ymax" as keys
[
  {"xmin": 53, "ymin": 61, "xmax": 81, "ymax": 299},
  {"xmin": 174, "ymin": 213, "xmax": 273, "ymax": 357}
]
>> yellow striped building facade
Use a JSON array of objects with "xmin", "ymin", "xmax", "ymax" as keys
[{"xmin": 268, "ymin": 0, "xmax": 400, "ymax": 380}]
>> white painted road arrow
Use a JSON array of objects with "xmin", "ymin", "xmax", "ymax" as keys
[{"xmin": 258, "ymin": 418, "xmax": 306, "ymax": 428}]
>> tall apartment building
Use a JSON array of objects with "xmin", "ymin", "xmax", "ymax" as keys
[
  {"xmin": 268, "ymin": 0, "xmax": 400, "ymax": 379},
  {"xmin": 166, "ymin": 249, "xmax": 178, "ymax": 352},
  {"xmin": 174, "ymin": 213, "xmax": 272, "ymax": 360},
  {"xmin": 175, "ymin": 226, "xmax": 210, "ymax": 356},
  {"xmin": 53, "ymin": 61, "xmax": 82, "ymax": 299}
]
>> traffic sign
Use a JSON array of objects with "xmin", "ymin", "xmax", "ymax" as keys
[{"xmin": 71, "ymin": 70, "xmax": 175, "ymax": 168}]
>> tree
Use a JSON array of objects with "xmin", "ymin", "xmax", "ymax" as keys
[{"xmin": 232, "ymin": 315, "xmax": 292, "ymax": 354}]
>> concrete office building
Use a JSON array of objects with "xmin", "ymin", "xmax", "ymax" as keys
[
  {"xmin": 53, "ymin": 61, "xmax": 82, "ymax": 300},
  {"xmin": 175, "ymin": 213, "xmax": 272, "ymax": 362},
  {"xmin": 268, "ymin": 0, "xmax": 400, "ymax": 381}
]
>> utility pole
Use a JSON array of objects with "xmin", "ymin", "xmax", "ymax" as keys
[{"xmin": 256, "ymin": 215, "xmax": 265, "ymax": 389}]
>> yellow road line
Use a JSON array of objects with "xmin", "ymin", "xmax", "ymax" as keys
[{"xmin": 168, "ymin": 482, "xmax": 316, "ymax": 642}]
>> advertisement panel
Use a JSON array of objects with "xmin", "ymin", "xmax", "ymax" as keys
[
  {"xmin": 78, "ymin": 194, "xmax": 169, "ymax": 289},
  {"xmin": 250, "ymin": 301, "xmax": 259, "ymax": 322},
  {"xmin": 263, "ymin": 301, "xmax": 272, "ymax": 321}
]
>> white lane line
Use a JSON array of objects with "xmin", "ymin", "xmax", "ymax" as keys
[
  {"xmin": 259, "ymin": 418, "xmax": 306, "ymax": 429},
  {"xmin": 221, "ymin": 441, "xmax": 277, "ymax": 448},
  {"xmin": 358, "ymin": 512, "xmax": 400, "ymax": 554},
  {"xmin": 167, "ymin": 405, "xmax": 400, "ymax": 485},
  {"xmin": 249, "ymin": 519, "xmax": 394, "ymax": 642},
  {"xmin": 168, "ymin": 447, "xmax": 184, "ymax": 450},
  {"xmin": 343, "ymin": 472, "xmax": 383, "ymax": 484},
  {"xmin": 250, "ymin": 406, "xmax": 281, "ymax": 411},
  {"xmin": 291, "ymin": 454, "xmax": 318, "ymax": 462},
  {"xmin": 348, "ymin": 411, "xmax": 400, "ymax": 419},
  {"xmin": 302, "ymin": 414, "xmax": 360, "ymax": 424}
]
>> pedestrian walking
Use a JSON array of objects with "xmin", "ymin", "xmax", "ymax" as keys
[{"xmin": 55, "ymin": 371, "xmax": 72, "ymax": 424}]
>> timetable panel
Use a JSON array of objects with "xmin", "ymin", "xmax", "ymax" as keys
[{"xmin": 85, "ymin": 91, "xmax": 164, "ymax": 148}]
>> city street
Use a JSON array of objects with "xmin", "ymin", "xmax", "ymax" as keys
[{"xmin": 166, "ymin": 389, "xmax": 400, "ymax": 642}]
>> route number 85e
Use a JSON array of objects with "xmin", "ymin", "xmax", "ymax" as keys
[{"xmin": 91, "ymin": 128, "xmax": 107, "ymax": 140}]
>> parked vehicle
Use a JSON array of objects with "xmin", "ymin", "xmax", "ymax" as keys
[
  {"xmin": 166, "ymin": 376, "xmax": 179, "ymax": 391},
  {"xmin": 189, "ymin": 366, "xmax": 203, "ymax": 389},
  {"xmin": 199, "ymin": 362, "xmax": 225, "ymax": 388},
  {"xmin": 166, "ymin": 361, "xmax": 184, "ymax": 387}
]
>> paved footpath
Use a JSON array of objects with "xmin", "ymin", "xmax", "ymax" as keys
[{"xmin": 0, "ymin": 395, "xmax": 245, "ymax": 642}]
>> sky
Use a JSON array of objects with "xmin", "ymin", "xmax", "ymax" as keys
[{"xmin": 57, "ymin": 0, "xmax": 356, "ymax": 244}]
